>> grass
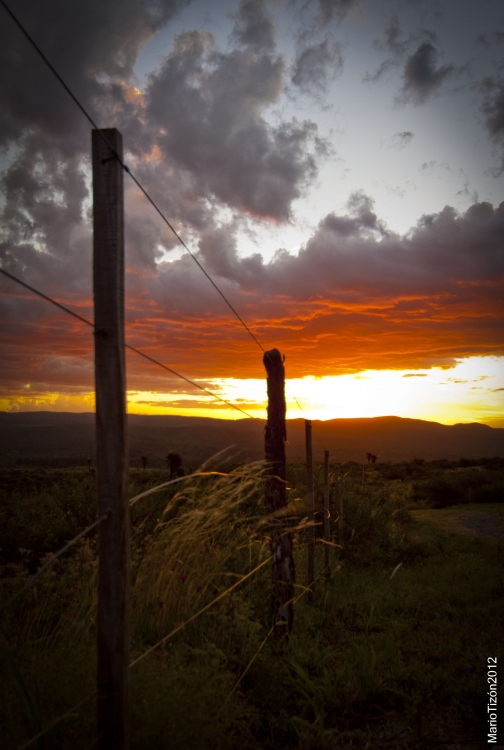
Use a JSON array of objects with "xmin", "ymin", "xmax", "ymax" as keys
[{"xmin": 0, "ymin": 459, "xmax": 502, "ymax": 748}]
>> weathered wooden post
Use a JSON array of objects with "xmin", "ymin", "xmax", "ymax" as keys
[
  {"xmin": 263, "ymin": 349, "xmax": 295, "ymax": 635},
  {"xmin": 323, "ymin": 450, "xmax": 330, "ymax": 574},
  {"xmin": 93, "ymin": 128, "xmax": 130, "ymax": 750},
  {"xmin": 305, "ymin": 420, "xmax": 314, "ymax": 601}
]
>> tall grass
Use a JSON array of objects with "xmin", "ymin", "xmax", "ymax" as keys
[
  {"xmin": 129, "ymin": 459, "xmax": 270, "ymax": 646},
  {"xmin": 0, "ymin": 460, "xmax": 501, "ymax": 748}
]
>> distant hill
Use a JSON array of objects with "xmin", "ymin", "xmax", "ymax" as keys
[{"xmin": 0, "ymin": 412, "xmax": 503, "ymax": 467}]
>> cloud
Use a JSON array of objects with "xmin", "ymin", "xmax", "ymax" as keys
[
  {"xmin": 0, "ymin": 1, "xmax": 328, "ymax": 318},
  {"xmin": 134, "ymin": 399, "xmax": 225, "ymax": 409},
  {"xmin": 390, "ymin": 131, "xmax": 414, "ymax": 149},
  {"xmin": 230, "ymin": 0, "xmax": 276, "ymax": 52},
  {"xmin": 145, "ymin": 30, "xmax": 323, "ymax": 221},
  {"xmin": 1, "ymin": 3, "xmax": 503, "ymax": 403},
  {"xmin": 0, "ymin": 0, "xmax": 192, "ymax": 147},
  {"xmin": 3, "ymin": 196, "xmax": 503, "ymax": 389},
  {"xmin": 402, "ymin": 373, "xmax": 427, "ymax": 378},
  {"xmin": 397, "ymin": 42, "xmax": 453, "ymax": 105},
  {"xmin": 476, "ymin": 31, "xmax": 504, "ymax": 50},
  {"xmin": 365, "ymin": 21, "xmax": 453, "ymax": 105},
  {"xmin": 0, "ymin": 0, "xmax": 196, "ymax": 298},
  {"xmin": 363, "ymin": 16, "xmax": 409, "ymax": 83},
  {"xmin": 483, "ymin": 82, "xmax": 504, "ymax": 137},
  {"xmin": 316, "ymin": 0, "xmax": 359, "ymax": 23},
  {"xmin": 419, "ymin": 160, "xmax": 452, "ymax": 174},
  {"xmin": 2, "ymin": 189, "xmax": 503, "ymax": 392},
  {"xmin": 290, "ymin": 39, "xmax": 344, "ymax": 95},
  {"xmin": 481, "ymin": 77, "xmax": 504, "ymax": 171}
]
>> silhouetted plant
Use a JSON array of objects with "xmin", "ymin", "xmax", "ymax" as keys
[{"xmin": 166, "ymin": 452, "xmax": 183, "ymax": 479}]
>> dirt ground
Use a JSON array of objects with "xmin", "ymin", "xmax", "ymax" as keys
[{"xmin": 410, "ymin": 503, "xmax": 504, "ymax": 542}]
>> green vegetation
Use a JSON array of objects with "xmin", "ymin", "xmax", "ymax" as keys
[{"xmin": 0, "ymin": 459, "xmax": 502, "ymax": 748}]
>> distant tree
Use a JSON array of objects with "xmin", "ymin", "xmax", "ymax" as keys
[
  {"xmin": 371, "ymin": 454, "xmax": 377, "ymax": 464},
  {"xmin": 87, "ymin": 457, "xmax": 92, "ymax": 474},
  {"xmin": 166, "ymin": 452, "xmax": 183, "ymax": 479},
  {"xmin": 366, "ymin": 453, "xmax": 372, "ymax": 464},
  {"xmin": 141, "ymin": 456, "xmax": 148, "ymax": 472}
]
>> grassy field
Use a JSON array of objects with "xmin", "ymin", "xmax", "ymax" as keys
[{"xmin": 0, "ymin": 457, "xmax": 502, "ymax": 749}]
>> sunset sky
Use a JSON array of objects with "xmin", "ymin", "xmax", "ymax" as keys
[{"xmin": 0, "ymin": 0, "xmax": 503, "ymax": 426}]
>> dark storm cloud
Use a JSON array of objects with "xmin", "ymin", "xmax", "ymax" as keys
[
  {"xmin": 145, "ymin": 30, "xmax": 323, "ymax": 221},
  {"xmin": 290, "ymin": 39, "xmax": 344, "ymax": 95},
  {"xmin": 0, "ymin": 0, "xmax": 192, "ymax": 146},
  {"xmin": 0, "ymin": 0, "xmax": 193, "ymax": 300},
  {"xmin": 230, "ymin": 0, "xmax": 276, "ymax": 52},
  {"xmin": 397, "ymin": 42, "xmax": 453, "ymax": 104}
]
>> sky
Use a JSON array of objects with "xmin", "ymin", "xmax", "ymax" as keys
[{"xmin": 0, "ymin": 0, "xmax": 503, "ymax": 426}]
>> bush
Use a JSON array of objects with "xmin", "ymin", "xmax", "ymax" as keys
[{"xmin": 411, "ymin": 468, "xmax": 504, "ymax": 508}]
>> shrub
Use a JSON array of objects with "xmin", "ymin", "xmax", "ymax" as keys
[{"xmin": 411, "ymin": 468, "xmax": 504, "ymax": 508}]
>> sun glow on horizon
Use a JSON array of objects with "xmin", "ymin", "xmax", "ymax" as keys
[{"xmin": 1, "ymin": 356, "xmax": 503, "ymax": 428}]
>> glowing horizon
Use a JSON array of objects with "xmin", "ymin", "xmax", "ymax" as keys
[{"xmin": 2, "ymin": 356, "xmax": 503, "ymax": 429}]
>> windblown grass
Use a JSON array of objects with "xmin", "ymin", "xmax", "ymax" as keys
[{"xmin": 0, "ymin": 459, "xmax": 502, "ymax": 749}]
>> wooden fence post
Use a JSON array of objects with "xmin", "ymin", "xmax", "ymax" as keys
[
  {"xmin": 338, "ymin": 471, "xmax": 344, "ymax": 546},
  {"xmin": 323, "ymin": 450, "xmax": 330, "ymax": 574},
  {"xmin": 305, "ymin": 420, "xmax": 314, "ymax": 601},
  {"xmin": 92, "ymin": 128, "xmax": 130, "ymax": 750},
  {"xmin": 263, "ymin": 349, "xmax": 295, "ymax": 636}
]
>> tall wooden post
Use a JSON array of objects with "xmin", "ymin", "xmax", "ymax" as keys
[
  {"xmin": 305, "ymin": 420, "xmax": 314, "ymax": 601},
  {"xmin": 263, "ymin": 349, "xmax": 295, "ymax": 636},
  {"xmin": 92, "ymin": 128, "xmax": 130, "ymax": 750},
  {"xmin": 323, "ymin": 450, "xmax": 330, "ymax": 573}
]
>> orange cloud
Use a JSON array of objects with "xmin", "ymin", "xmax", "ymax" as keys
[{"xmin": 1, "ymin": 200, "xmax": 503, "ymax": 402}]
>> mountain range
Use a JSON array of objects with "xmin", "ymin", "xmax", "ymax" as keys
[{"xmin": 0, "ymin": 412, "xmax": 503, "ymax": 467}]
